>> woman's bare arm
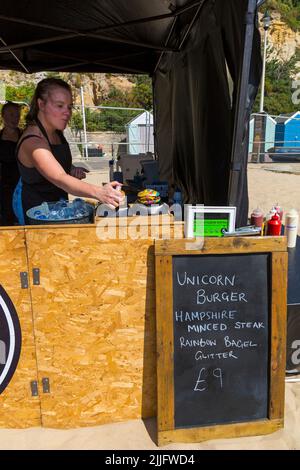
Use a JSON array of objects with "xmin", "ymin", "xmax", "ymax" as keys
[{"xmin": 21, "ymin": 137, "xmax": 123, "ymax": 206}]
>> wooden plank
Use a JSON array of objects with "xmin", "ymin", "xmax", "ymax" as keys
[
  {"xmin": 0, "ymin": 226, "xmax": 24, "ymax": 232},
  {"xmin": 158, "ymin": 419, "xmax": 283, "ymax": 446},
  {"xmin": 269, "ymin": 251, "xmax": 288, "ymax": 420},
  {"xmin": 25, "ymin": 226, "xmax": 157, "ymax": 428},
  {"xmin": 0, "ymin": 229, "xmax": 40, "ymax": 428},
  {"xmin": 156, "ymin": 256, "xmax": 174, "ymax": 432},
  {"xmin": 155, "ymin": 237, "xmax": 287, "ymax": 256}
]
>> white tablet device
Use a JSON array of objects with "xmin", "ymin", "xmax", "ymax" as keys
[{"xmin": 184, "ymin": 205, "xmax": 236, "ymax": 238}]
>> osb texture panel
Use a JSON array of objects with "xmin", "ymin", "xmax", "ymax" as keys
[
  {"xmin": 0, "ymin": 229, "xmax": 40, "ymax": 428},
  {"xmin": 25, "ymin": 226, "xmax": 156, "ymax": 428}
]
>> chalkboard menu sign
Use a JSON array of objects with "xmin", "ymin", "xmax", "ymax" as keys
[
  {"xmin": 155, "ymin": 238, "xmax": 287, "ymax": 446},
  {"xmin": 173, "ymin": 254, "xmax": 269, "ymax": 428}
]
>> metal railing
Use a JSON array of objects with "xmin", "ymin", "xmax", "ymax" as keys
[{"xmin": 70, "ymin": 87, "xmax": 154, "ymax": 160}]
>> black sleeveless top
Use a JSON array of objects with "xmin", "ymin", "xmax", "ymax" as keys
[
  {"xmin": 16, "ymin": 120, "xmax": 72, "ymax": 215},
  {"xmin": 0, "ymin": 128, "xmax": 21, "ymax": 187}
]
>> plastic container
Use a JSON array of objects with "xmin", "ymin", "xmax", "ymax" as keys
[
  {"xmin": 267, "ymin": 212, "xmax": 282, "ymax": 236},
  {"xmin": 285, "ymin": 209, "xmax": 299, "ymax": 248},
  {"xmin": 274, "ymin": 203, "xmax": 283, "ymax": 221},
  {"xmin": 26, "ymin": 201, "xmax": 94, "ymax": 225},
  {"xmin": 250, "ymin": 208, "xmax": 264, "ymax": 228},
  {"xmin": 171, "ymin": 190, "xmax": 183, "ymax": 221},
  {"xmin": 173, "ymin": 189, "xmax": 182, "ymax": 205},
  {"xmin": 263, "ymin": 208, "xmax": 276, "ymax": 235}
]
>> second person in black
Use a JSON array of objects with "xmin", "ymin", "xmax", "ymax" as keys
[{"xmin": 0, "ymin": 102, "xmax": 22, "ymax": 225}]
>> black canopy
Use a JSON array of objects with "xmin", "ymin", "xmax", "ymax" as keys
[
  {"xmin": 0, "ymin": 0, "xmax": 202, "ymax": 74},
  {"xmin": 0, "ymin": 0, "xmax": 263, "ymax": 225}
]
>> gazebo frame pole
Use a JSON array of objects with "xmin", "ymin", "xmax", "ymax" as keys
[
  {"xmin": 228, "ymin": 0, "xmax": 258, "ymax": 210},
  {"xmin": 80, "ymin": 86, "xmax": 89, "ymax": 160}
]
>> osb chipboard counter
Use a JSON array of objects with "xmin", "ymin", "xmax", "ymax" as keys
[{"xmin": 0, "ymin": 217, "xmax": 183, "ymax": 428}]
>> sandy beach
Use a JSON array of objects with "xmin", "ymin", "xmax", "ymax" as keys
[
  {"xmin": 1, "ymin": 162, "xmax": 300, "ymax": 450},
  {"xmin": 248, "ymin": 163, "xmax": 300, "ymax": 232},
  {"xmin": 0, "ymin": 382, "xmax": 299, "ymax": 450}
]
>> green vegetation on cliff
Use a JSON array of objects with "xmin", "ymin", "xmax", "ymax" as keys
[
  {"xmin": 265, "ymin": 0, "xmax": 300, "ymax": 31},
  {"xmin": 254, "ymin": 47, "xmax": 300, "ymax": 115}
]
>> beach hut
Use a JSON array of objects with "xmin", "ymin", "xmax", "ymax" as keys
[
  {"xmin": 126, "ymin": 111, "xmax": 154, "ymax": 155},
  {"xmin": 249, "ymin": 113, "xmax": 276, "ymax": 156},
  {"xmin": 275, "ymin": 111, "xmax": 300, "ymax": 148},
  {"xmin": 265, "ymin": 114, "xmax": 277, "ymax": 152}
]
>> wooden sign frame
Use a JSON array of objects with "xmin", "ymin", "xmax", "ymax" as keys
[{"xmin": 155, "ymin": 237, "xmax": 287, "ymax": 446}]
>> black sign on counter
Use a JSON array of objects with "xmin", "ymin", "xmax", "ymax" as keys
[
  {"xmin": 155, "ymin": 238, "xmax": 287, "ymax": 446},
  {"xmin": 173, "ymin": 254, "xmax": 269, "ymax": 428},
  {"xmin": 0, "ymin": 285, "xmax": 22, "ymax": 395}
]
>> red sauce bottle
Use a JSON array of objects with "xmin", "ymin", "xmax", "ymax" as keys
[{"xmin": 267, "ymin": 212, "xmax": 282, "ymax": 236}]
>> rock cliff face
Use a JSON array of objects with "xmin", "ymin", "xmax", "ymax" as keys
[
  {"xmin": 268, "ymin": 17, "xmax": 300, "ymax": 61},
  {"xmin": 260, "ymin": 12, "xmax": 300, "ymax": 77},
  {"xmin": 64, "ymin": 73, "xmax": 134, "ymax": 106},
  {"xmin": 0, "ymin": 70, "xmax": 134, "ymax": 106}
]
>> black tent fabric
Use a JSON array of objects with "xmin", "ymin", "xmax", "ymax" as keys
[
  {"xmin": 154, "ymin": 0, "xmax": 262, "ymax": 225},
  {"xmin": 0, "ymin": 0, "xmax": 198, "ymax": 74},
  {"xmin": 0, "ymin": 0, "xmax": 262, "ymax": 225}
]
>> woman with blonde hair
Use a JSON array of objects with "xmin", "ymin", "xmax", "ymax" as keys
[{"xmin": 16, "ymin": 77, "xmax": 123, "ymax": 222}]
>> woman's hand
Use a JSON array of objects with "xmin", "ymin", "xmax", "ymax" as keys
[
  {"xmin": 71, "ymin": 166, "xmax": 89, "ymax": 180},
  {"xmin": 96, "ymin": 181, "xmax": 124, "ymax": 208}
]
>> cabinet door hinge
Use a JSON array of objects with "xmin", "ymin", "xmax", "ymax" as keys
[
  {"xmin": 30, "ymin": 380, "xmax": 38, "ymax": 397},
  {"xmin": 20, "ymin": 272, "xmax": 29, "ymax": 289},
  {"xmin": 42, "ymin": 377, "xmax": 50, "ymax": 393},
  {"xmin": 33, "ymin": 268, "xmax": 40, "ymax": 285}
]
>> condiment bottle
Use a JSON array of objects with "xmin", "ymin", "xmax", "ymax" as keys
[
  {"xmin": 109, "ymin": 159, "xmax": 115, "ymax": 181},
  {"xmin": 274, "ymin": 203, "xmax": 283, "ymax": 221},
  {"xmin": 172, "ymin": 189, "xmax": 183, "ymax": 221},
  {"xmin": 285, "ymin": 209, "xmax": 299, "ymax": 248},
  {"xmin": 263, "ymin": 208, "xmax": 276, "ymax": 235},
  {"xmin": 173, "ymin": 189, "xmax": 182, "ymax": 206},
  {"xmin": 267, "ymin": 212, "xmax": 282, "ymax": 236},
  {"xmin": 250, "ymin": 208, "xmax": 264, "ymax": 228}
]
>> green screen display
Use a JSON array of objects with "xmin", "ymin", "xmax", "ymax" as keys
[{"xmin": 193, "ymin": 215, "xmax": 229, "ymax": 237}]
